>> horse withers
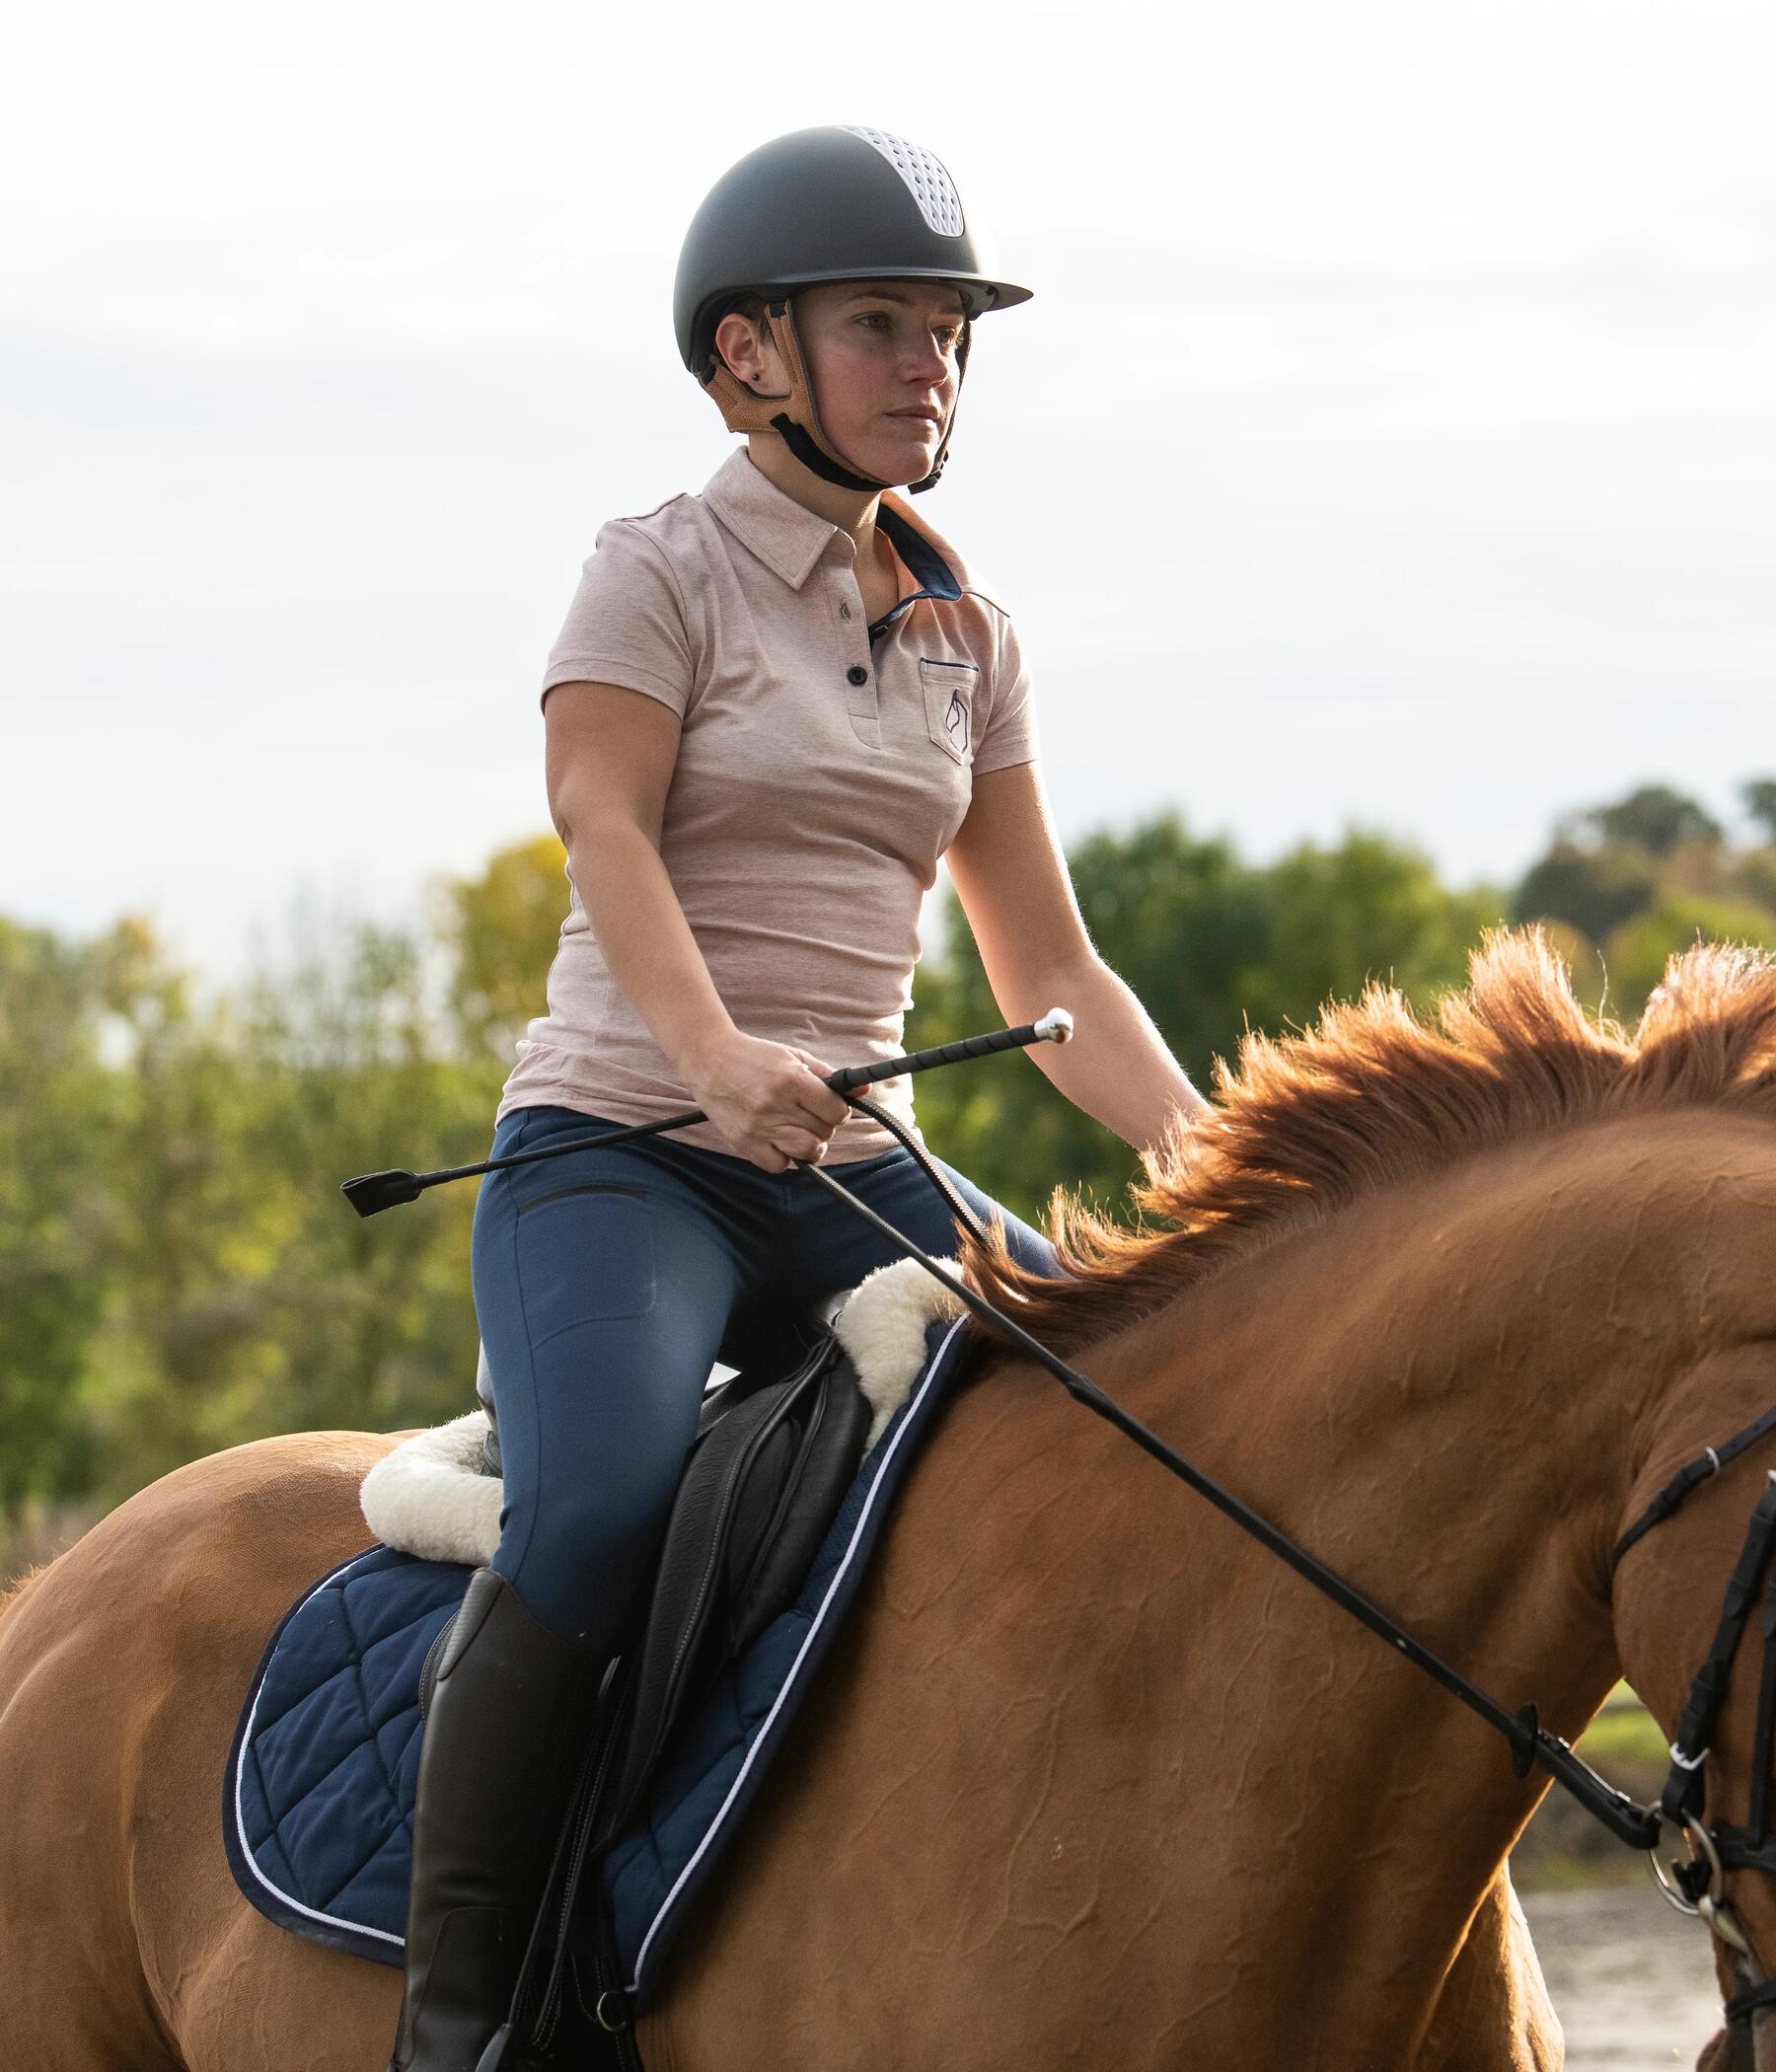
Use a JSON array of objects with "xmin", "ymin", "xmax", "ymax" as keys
[{"xmin": 5, "ymin": 929, "xmax": 1776, "ymax": 2069}]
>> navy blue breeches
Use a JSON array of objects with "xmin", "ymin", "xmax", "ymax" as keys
[{"xmin": 470, "ymin": 1103, "xmax": 1060, "ymax": 1649}]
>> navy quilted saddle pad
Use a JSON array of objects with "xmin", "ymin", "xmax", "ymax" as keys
[{"xmin": 226, "ymin": 1314, "xmax": 967, "ymax": 2009}]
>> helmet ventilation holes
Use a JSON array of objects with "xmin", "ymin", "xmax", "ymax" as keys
[{"xmin": 841, "ymin": 125, "xmax": 966, "ymax": 237}]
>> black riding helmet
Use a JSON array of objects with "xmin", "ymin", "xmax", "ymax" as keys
[{"xmin": 674, "ymin": 125, "xmax": 1033, "ymax": 494}]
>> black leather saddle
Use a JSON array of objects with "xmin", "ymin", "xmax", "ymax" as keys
[{"xmin": 423, "ymin": 1326, "xmax": 871, "ymax": 1854}]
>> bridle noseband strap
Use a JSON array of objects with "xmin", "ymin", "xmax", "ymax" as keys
[
  {"xmin": 1660, "ymin": 1479, "xmax": 1776, "ymax": 1831},
  {"xmin": 1614, "ymin": 1403, "xmax": 1776, "ymax": 1566},
  {"xmin": 1617, "ymin": 1453, "xmax": 1776, "ymax": 2028},
  {"xmin": 1727, "ymin": 1975, "xmax": 1776, "ymax": 2023}
]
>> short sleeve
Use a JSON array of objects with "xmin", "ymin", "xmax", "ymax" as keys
[
  {"xmin": 972, "ymin": 608, "xmax": 1041, "ymax": 774},
  {"xmin": 540, "ymin": 519, "xmax": 695, "ymax": 717}
]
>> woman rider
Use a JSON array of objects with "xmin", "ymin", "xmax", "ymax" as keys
[{"xmin": 387, "ymin": 124, "xmax": 1211, "ymax": 2071}]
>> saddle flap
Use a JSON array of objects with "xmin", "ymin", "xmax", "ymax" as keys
[
  {"xmin": 592, "ymin": 1330, "xmax": 868, "ymax": 1851},
  {"xmin": 724, "ymin": 1362, "xmax": 869, "ymax": 1658}
]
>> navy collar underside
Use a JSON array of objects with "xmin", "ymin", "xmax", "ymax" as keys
[{"xmin": 868, "ymin": 507, "xmax": 962, "ymax": 643}]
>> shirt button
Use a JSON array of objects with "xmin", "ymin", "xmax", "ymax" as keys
[
  {"xmin": 847, "ymin": 664, "xmax": 868, "ymax": 686},
  {"xmin": 840, "ymin": 602, "xmax": 853, "ymax": 621}
]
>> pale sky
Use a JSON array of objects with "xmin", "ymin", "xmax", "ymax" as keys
[{"xmin": 4, "ymin": 0, "xmax": 1771, "ymax": 992}]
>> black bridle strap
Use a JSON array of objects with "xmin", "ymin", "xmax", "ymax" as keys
[
  {"xmin": 1686, "ymin": 1533, "xmax": 1776, "ymax": 1891},
  {"xmin": 1726, "ymin": 1975, "xmax": 1776, "ymax": 2024},
  {"xmin": 793, "ymin": 1148, "xmax": 1663, "ymax": 1850},
  {"xmin": 1661, "ymin": 1480, "xmax": 1776, "ymax": 1827},
  {"xmin": 1613, "ymin": 1404, "xmax": 1776, "ymax": 1568},
  {"xmin": 1746, "ymin": 1566, "xmax": 1776, "ymax": 1843}
]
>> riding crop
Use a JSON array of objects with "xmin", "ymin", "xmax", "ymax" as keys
[{"xmin": 340, "ymin": 1009, "xmax": 1074, "ymax": 1218}]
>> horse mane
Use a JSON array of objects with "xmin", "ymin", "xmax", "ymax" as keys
[
  {"xmin": 0, "ymin": 1566, "xmax": 45, "ymax": 1623},
  {"xmin": 955, "ymin": 926, "xmax": 1776, "ymax": 1358}
]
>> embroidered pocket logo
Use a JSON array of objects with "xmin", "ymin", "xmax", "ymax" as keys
[
  {"xmin": 919, "ymin": 657, "xmax": 978, "ymax": 767},
  {"xmin": 945, "ymin": 689, "xmax": 969, "ymax": 754}
]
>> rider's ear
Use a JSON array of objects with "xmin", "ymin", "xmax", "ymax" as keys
[{"xmin": 711, "ymin": 308, "xmax": 771, "ymax": 388}]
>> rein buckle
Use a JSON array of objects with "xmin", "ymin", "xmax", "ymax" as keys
[{"xmin": 1650, "ymin": 1813, "xmax": 1725, "ymax": 1917}]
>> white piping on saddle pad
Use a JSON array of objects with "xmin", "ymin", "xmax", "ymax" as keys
[
  {"xmin": 359, "ymin": 1258, "xmax": 967, "ymax": 1566},
  {"xmin": 231, "ymin": 1545, "xmax": 407, "ymax": 1949}
]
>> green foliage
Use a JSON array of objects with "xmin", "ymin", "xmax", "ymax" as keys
[
  {"xmin": 1735, "ymin": 850, "xmax": 1776, "ymax": 914},
  {"xmin": 1603, "ymin": 895, "xmax": 1776, "ymax": 1020},
  {"xmin": 909, "ymin": 816, "xmax": 1506, "ymax": 1227},
  {"xmin": 0, "ymin": 907, "xmax": 502, "ymax": 1529},
  {"xmin": 433, "ymin": 834, "xmax": 570, "ymax": 1061},
  {"xmin": 2, "ymin": 778, "xmax": 1773, "ymax": 1543},
  {"xmin": 1567, "ymin": 782, "xmax": 1724, "ymax": 857},
  {"xmin": 1238, "ymin": 832, "xmax": 1506, "ymax": 1036},
  {"xmin": 1513, "ymin": 842, "xmax": 1659, "ymax": 943},
  {"xmin": 1743, "ymin": 778, "xmax": 1776, "ymax": 847},
  {"xmin": 0, "ymin": 916, "xmax": 120, "ymax": 1509},
  {"xmin": 1517, "ymin": 778, "xmax": 1776, "ymax": 1021}
]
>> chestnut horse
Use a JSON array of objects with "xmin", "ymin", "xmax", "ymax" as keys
[{"xmin": 6, "ymin": 930, "xmax": 1776, "ymax": 2070}]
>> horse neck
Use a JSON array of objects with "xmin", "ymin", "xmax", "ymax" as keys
[{"xmin": 948, "ymin": 1111, "xmax": 1776, "ymax": 2026}]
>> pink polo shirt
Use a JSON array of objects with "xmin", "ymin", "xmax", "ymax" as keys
[{"xmin": 495, "ymin": 448, "xmax": 1041, "ymax": 1162}]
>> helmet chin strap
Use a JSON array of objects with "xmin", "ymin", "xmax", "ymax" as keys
[{"xmin": 699, "ymin": 298, "xmax": 970, "ymax": 496}]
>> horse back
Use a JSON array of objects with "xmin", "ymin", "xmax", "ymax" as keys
[{"xmin": 0, "ymin": 1432, "xmax": 402, "ymax": 2071}]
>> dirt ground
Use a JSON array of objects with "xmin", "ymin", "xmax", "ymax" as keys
[{"xmin": 1521, "ymin": 1886, "xmax": 1725, "ymax": 2068}]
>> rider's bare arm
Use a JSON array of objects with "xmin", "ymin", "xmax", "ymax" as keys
[
  {"xmin": 543, "ymin": 681, "xmax": 845, "ymax": 1169},
  {"xmin": 544, "ymin": 680, "xmax": 738, "ymax": 1079}
]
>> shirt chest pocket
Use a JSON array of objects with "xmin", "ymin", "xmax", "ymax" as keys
[{"xmin": 919, "ymin": 659, "xmax": 979, "ymax": 768}]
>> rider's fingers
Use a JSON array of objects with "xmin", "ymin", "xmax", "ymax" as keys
[
  {"xmin": 776, "ymin": 1130, "xmax": 829, "ymax": 1165},
  {"xmin": 786, "ymin": 1048, "xmax": 850, "ymax": 1126}
]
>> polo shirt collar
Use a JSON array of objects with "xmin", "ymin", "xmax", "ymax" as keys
[{"xmin": 702, "ymin": 448, "xmax": 963, "ymax": 603}]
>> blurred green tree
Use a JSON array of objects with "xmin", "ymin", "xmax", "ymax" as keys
[
  {"xmin": 1601, "ymin": 895, "xmax": 1776, "ymax": 1020},
  {"xmin": 1733, "ymin": 851, "xmax": 1776, "ymax": 917},
  {"xmin": 1569, "ymin": 784, "xmax": 1723, "ymax": 857},
  {"xmin": 909, "ymin": 816, "xmax": 1504, "ymax": 1229},
  {"xmin": 433, "ymin": 834, "xmax": 568, "ymax": 1062},
  {"xmin": 1741, "ymin": 779, "xmax": 1776, "ymax": 848},
  {"xmin": 1513, "ymin": 842, "xmax": 1660, "ymax": 944},
  {"xmin": 0, "ymin": 915, "xmax": 120, "ymax": 1510}
]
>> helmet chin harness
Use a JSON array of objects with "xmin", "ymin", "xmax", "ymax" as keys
[{"xmin": 698, "ymin": 295, "xmax": 971, "ymax": 497}]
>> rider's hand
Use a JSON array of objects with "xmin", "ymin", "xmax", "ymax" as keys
[{"xmin": 682, "ymin": 1030, "xmax": 851, "ymax": 1173}]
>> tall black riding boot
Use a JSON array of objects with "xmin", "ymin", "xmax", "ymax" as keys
[{"xmin": 387, "ymin": 1567, "xmax": 604, "ymax": 2072}]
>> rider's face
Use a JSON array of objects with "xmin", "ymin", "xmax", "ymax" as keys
[{"xmin": 778, "ymin": 280, "xmax": 967, "ymax": 487}]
